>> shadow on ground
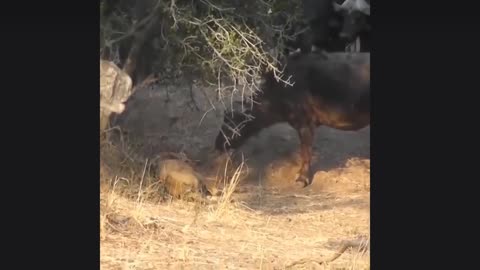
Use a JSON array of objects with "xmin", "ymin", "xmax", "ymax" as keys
[{"xmin": 103, "ymin": 82, "xmax": 370, "ymax": 216}]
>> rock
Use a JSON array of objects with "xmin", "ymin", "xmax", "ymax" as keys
[{"xmin": 100, "ymin": 59, "xmax": 133, "ymax": 132}]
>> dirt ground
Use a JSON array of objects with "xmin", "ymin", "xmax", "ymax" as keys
[{"xmin": 100, "ymin": 82, "xmax": 370, "ymax": 269}]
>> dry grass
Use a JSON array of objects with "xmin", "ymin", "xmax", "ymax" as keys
[
  {"xmin": 100, "ymin": 138, "xmax": 370, "ymax": 270},
  {"xmin": 210, "ymin": 154, "xmax": 245, "ymax": 219}
]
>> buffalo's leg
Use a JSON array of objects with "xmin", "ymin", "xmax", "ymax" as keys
[{"xmin": 294, "ymin": 125, "xmax": 315, "ymax": 187}]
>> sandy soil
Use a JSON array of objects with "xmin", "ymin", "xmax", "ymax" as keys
[{"xmin": 101, "ymin": 82, "xmax": 370, "ymax": 269}]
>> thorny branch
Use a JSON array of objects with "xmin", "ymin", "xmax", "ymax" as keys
[{"xmin": 168, "ymin": 2, "xmax": 294, "ymax": 103}]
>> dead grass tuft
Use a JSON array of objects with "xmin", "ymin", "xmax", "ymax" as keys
[{"xmin": 208, "ymin": 155, "xmax": 245, "ymax": 220}]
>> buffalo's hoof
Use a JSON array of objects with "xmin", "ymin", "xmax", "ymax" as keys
[{"xmin": 294, "ymin": 175, "xmax": 311, "ymax": 188}]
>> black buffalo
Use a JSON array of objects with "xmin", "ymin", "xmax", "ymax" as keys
[{"xmin": 215, "ymin": 52, "xmax": 370, "ymax": 187}]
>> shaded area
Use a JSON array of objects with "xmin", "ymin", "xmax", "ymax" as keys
[
  {"xmin": 107, "ymin": 82, "xmax": 224, "ymax": 160},
  {"xmin": 212, "ymin": 123, "xmax": 369, "ymax": 189},
  {"xmin": 104, "ymin": 82, "xmax": 370, "ymax": 198}
]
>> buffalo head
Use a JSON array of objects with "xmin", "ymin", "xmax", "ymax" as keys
[{"xmin": 333, "ymin": 0, "xmax": 370, "ymax": 42}]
